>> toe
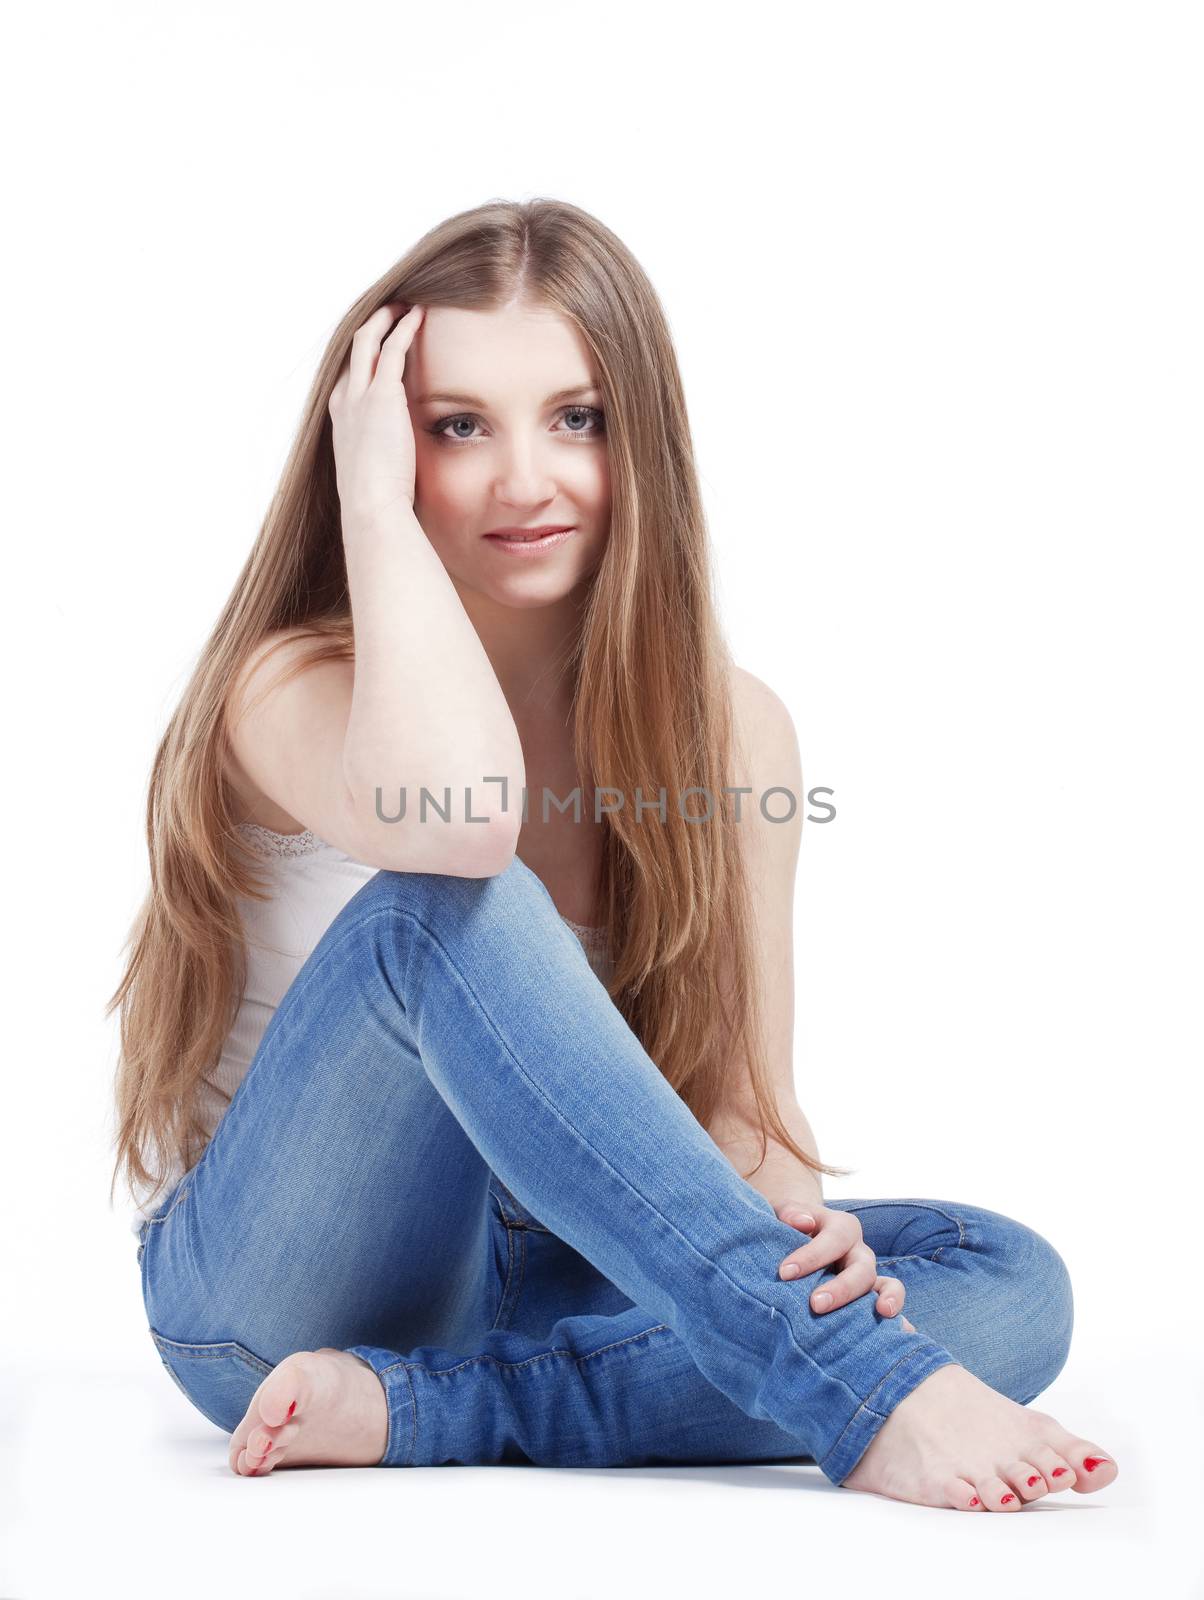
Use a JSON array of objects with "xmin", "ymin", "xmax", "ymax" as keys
[
  {"xmin": 228, "ymin": 1408, "xmax": 258, "ymax": 1474},
  {"xmin": 255, "ymin": 1359, "xmax": 305, "ymax": 1428},
  {"xmin": 947, "ymin": 1476, "xmax": 984, "ymax": 1511},
  {"xmin": 1067, "ymin": 1445, "xmax": 1117, "ymax": 1491},
  {"xmin": 1004, "ymin": 1461, "xmax": 1048, "ymax": 1502},
  {"xmin": 980, "ymin": 1475, "xmax": 1023, "ymax": 1511},
  {"xmin": 242, "ymin": 1417, "xmax": 307, "ymax": 1477},
  {"xmin": 246, "ymin": 1424, "xmax": 279, "ymax": 1461},
  {"xmin": 1029, "ymin": 1443, "xmax": 1075, "ymax": 1490},
  {"xmin": 248, "ymin": 1421, "xmax": 301, "ymax": 1468}
]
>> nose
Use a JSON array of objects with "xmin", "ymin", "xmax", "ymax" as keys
[{"xmin": 491, "ymin": 432, "xmax": 559, "ymax": 508}]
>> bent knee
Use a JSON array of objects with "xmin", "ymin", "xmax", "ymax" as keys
[
  {"xmin": 992, "ymin": 1219, "xmax": 1076, "ymax": 1400},
  {"xmin": 343, "ymin": 849, "xmax": 555, "ymax": 931}
]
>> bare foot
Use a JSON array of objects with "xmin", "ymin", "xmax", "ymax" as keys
[
  {"xmin": 227, "ymin": 1348, "xmax": 388, "ymax": 1476},
  {"xmin": 842, "ymin": 1361, "xmax": 1118, "ymax": 1511}
]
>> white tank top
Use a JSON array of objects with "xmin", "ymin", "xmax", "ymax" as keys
[{"xmin": 127, "ymin": 821, "xmax": 612, "ymax": 1235}]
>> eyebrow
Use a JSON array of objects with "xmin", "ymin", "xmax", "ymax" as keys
[{"xmin": 414, "ymin": 383, "xmax": 601, "ymax": 408}]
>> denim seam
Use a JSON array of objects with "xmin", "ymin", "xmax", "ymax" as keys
[
  {"xmin": 489, "ymin": 1209, "xmax": 516, "ymax": 1332},
  {"xmin": 838, "ymin": 1196, "xmax": 967, "ymax": 1241},
  {"xmin": 834, "ymin": 1199, "xmax": 967, "ymax": 1236},
  {"xmin": 492, "ymin": 1184, "xmax": 517, "ymax": 1226},
  {"xmin": 835, "ymin": 1200, "xmax": 968, "ymax": 1265},
  {"xmin": 372, "ymin": 1320, "xmax": 674, "ymax": 1381},
  {"xmin": 488, "ymin": 1185, "xmax": 529, "ymax": 1330},
  {"xmin": 512, "ymin": 1226, "xmax": 527, "ymax": 1317},
  {"xmin": 141, "ymin": 1183, "xmax": 192, "ymax": 1228},
  {"xmin": 931, "ymin": 1207, "xmax": 967, "ymax": 1262},
  {"xmin": 391, "ymin": 1360, "xmax": 419, "ymax": 1465},
  {"xmin": 817, "ymin": 1342, "xmax": 939, "ymax": 1474},
  {"xmin": 491, "ymin": 1175, "xmax": 551, "ymax": 1233},
  {"xmin": 502, "ymin": 1220, "xmax": 527, "ymax": 1327},
  {"xmin": 377, "ymin": 902, "xmax": 871, "ymax": 1410},
  {"xmin": 150, "ymin": 1330, "xmax": 274, "ymax": 1376},
  {"xmin": 874, "ymin": 1254, "xmax": 948, "ymax": 1267}
]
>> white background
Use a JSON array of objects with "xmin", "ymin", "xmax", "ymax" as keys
[{"xmin": 3, "ymin": 2, "xmax": 1200, "ymax": 1596}]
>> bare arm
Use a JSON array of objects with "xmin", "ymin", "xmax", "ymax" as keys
[
  {"xmin": 223, "ymin": 625, "xmax": 521, "ymax": 877},
  {"xmin": 340, "ymin": 506, "xmax": 526, "ymax": 858},
  {"xmin": 225, "ymin": 304, "xmax": 524, "ymax": 877},
  {"xmin": 705, "ymin": 667, "xmax": 824, "ymax": 1209}
]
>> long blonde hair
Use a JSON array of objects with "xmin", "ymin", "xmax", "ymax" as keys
[{"xmin": 108, "ymin": 196, "xmax": 851, "ymax": 1215}]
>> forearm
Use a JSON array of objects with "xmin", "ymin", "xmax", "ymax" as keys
[
  {"xmin": 341, "ymin": 508, "xmax": 526, "ymax": 842},
  {"xmin": 709, "ymin": 1100, "xmax": 826, "ymax": 1210}
]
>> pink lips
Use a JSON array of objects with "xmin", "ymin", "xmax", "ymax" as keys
[
  {"xmin": 483, "ymin": 525, "xmax": 575, "ymax": 539},
  {"xmin": 483, "ymin": 525, "xmax": 578, "ymax": 555}
]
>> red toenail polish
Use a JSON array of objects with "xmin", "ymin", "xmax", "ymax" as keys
[
  {"xmin": 969, "ymin": 1496, "xmax": 979, "ymax": 1507},
  {"xmin": 287, "ymin": 1401, "xmax": 297, "ymax": 1418},
  {"xmin": 1052, "ymin": 1467, "xmax": 1067, "ymax": 1477},
  {"xmin": 1083, "ymin": 1456, "xmax": 1109, "ymax": 1471},
  {"xmin": 1027, "ymin": 1475, "xmax": 1040, "ymax": 1486},
  {"xmin": 1001, "ymin": 1493, "xmax": 1015, "ymax": 1504}
]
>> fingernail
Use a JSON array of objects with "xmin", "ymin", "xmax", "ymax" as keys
[
  {"xmin": 883, "ymin": 1298, "xmax": 895, "ymax": 1314},
  {"xmin": 781, "ymin": 1264, "xmax": 801, "ymax": 1280},
  {"xmin": 813, "ymin": 1291, "xmax": 833, "ymax": 1310}
]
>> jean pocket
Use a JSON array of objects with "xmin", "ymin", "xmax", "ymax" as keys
[{"xmin": 150, "ymin": 1329, "xmax": 275, "ymax": 1434}]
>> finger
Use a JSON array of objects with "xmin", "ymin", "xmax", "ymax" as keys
[
  {"xmin": 780, "ymin": 1234, "xmax": 872, "ymax": 1282},
  {"xmin": 375, "ymin": 303, "xmax": 425, "ymax": 390},
  {"xmin": 775, "ymin": 1203, "xmax": 817, "ymax": 1233},
  {"xmin": 348, "ymin": 304, "xmax": 407, "ymax": 398},
  {"xmin": 809, "ymin": 1250, "xmax": 879, "ymax": 1314},
  {"xmin": 831, "ymin": 1212, "xmax": 864, "ymax": 1248},
  {"xmin": 873, "ymin": 1274, "xmax": 907, "ymax": 1316},
  {"xmin": 793, "ymin": 1208, "xmax": 863, "ymax": 1260}
]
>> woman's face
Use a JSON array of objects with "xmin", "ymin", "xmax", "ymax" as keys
[{"xmin": 406, "ymin": 300, "xmax": 612, "ymax": 607}]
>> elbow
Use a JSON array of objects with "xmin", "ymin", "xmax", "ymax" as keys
[
  {"xmin": 450, "ymin": 812, "xmax": 522, "ymax": 878},
  {"xmin": 338, "ymin": 812, "xmax": 521, "ymax": 879},
  {"xmin": 343, "ymin": 772, "xmax": 522, "ymax": 877},
  {"xmin": 399, "ymin": 810, "xmax": 521, "ymax": 879}
]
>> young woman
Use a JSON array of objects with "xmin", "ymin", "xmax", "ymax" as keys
[{"xmin": 109, "ymin": 197, "xmax": 1117, "ymax": 1511}]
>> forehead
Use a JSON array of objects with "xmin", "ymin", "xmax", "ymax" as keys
[{"xmin": 408, "ymin": 303, "xmax": 598, "ymax": 403}]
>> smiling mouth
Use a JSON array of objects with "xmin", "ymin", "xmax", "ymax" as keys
[{"xmin": 484, "ymin": 526, "xmax": 577, "ymax": 546}]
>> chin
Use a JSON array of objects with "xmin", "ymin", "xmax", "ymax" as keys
[{"xmin": 484, "ymin": 576, "xmax": 584, "ymax": 608}]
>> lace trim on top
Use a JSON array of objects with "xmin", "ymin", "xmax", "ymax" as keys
[
  {"xmin": 235, "ymin": 821, "xmax": 326, "ymax": 858},
  {"xmin": 235, "ymin": 821, "xmax": 606, "ymax": 939}
]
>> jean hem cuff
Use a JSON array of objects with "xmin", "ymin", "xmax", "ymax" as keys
[
  {"xmin": 818, "ymin": 1341, "xmax": 961, "ymax": 1487},
  {"xmin": 344, "ymin": 1343, "xmax": 417, "ymax": 1466}
]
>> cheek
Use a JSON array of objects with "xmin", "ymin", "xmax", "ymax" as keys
[
  {"xmin": 574, "ymin": 451, "xmax": 611, "ymax": 513},
  {"xmin": 414, "ymin": 448, "xmax": 480, "ymax": 516}
]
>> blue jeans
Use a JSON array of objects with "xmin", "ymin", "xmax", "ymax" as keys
[{"xmin": 136, "ymin": 858, "xmax": 1074, "ymax": 1485}]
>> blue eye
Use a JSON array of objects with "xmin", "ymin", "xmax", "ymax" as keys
[{"xmin": 428, "ymin": 404, "xmax": 606, "ymax": 444}]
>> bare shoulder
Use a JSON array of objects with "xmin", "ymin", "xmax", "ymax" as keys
[
  {"xmin": 227, "ymin": 625, "xmax": 339, "ymax": 723},
  {"xmin": 223, "ymin": 625, "xmax": 354, "ymax": 832},
  {"xmin": 706, "ymin": 664, "xmax": 804, "ymax": 1128},
  {"xmin": 728, "ymin": 664, "xmax": 803, "ymax": 804}
]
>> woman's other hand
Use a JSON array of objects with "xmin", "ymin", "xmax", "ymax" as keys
[
  {"xmin": 774, "ymin": 1201, "xmax": 914, "ymax": 1327},
  {"xmin": 329, "ymin": 302, "xmax": 425, "ymax": 530}
]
